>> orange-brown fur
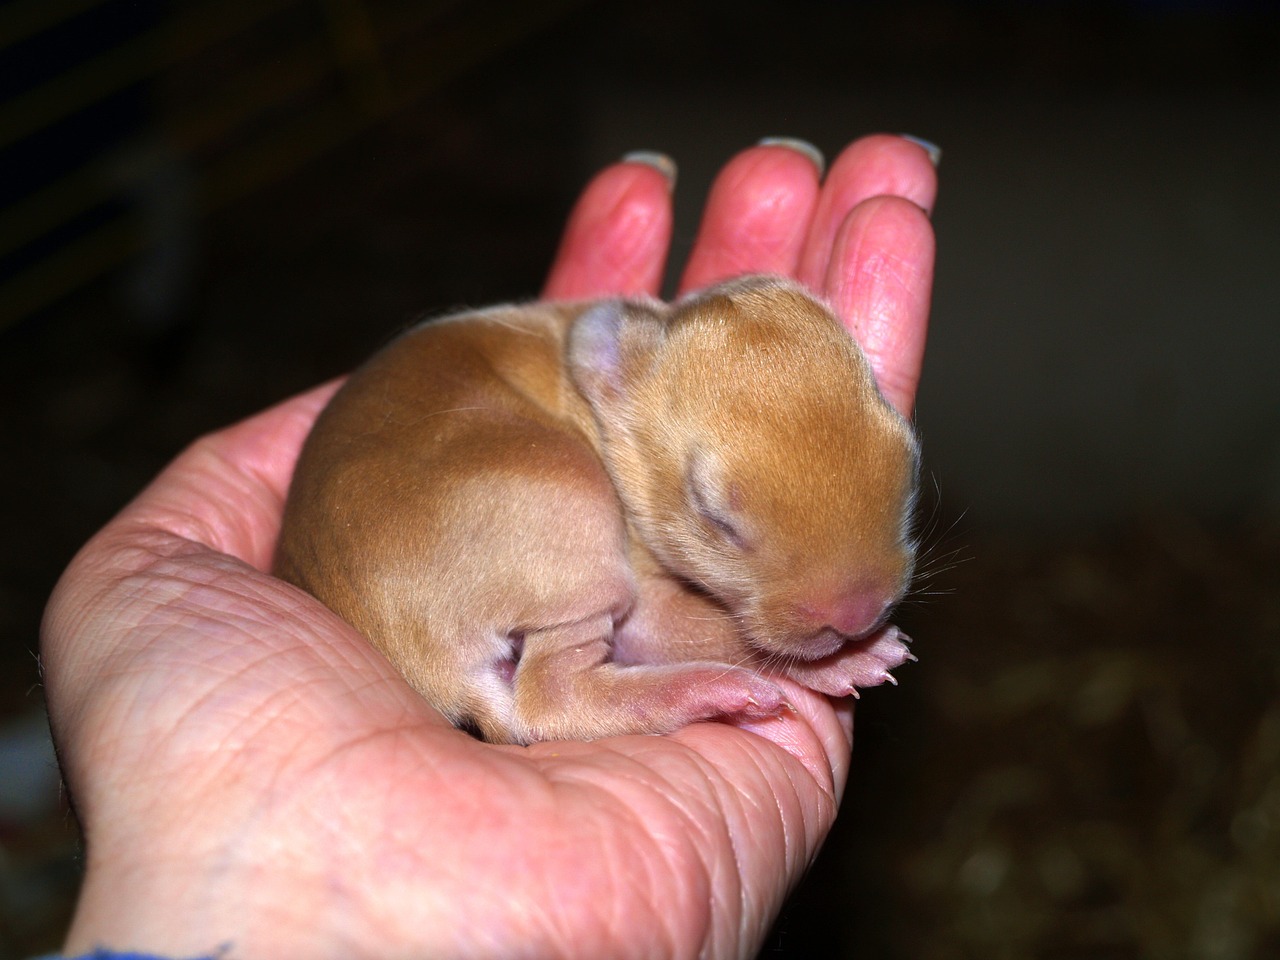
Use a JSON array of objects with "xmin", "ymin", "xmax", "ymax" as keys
[{"xmin": 276, "ymin": 276, "xmax": 919, "ymax": 743}]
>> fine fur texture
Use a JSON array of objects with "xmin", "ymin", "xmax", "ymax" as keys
[{"xmin": 276, "ymin": 276, "xmax": 919, "ymax": 743}]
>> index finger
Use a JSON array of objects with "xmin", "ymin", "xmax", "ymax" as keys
[
  {"xmin": 823, "ymin": 196, "xmax": 935, "ymax": 417},
  {"xmin": 796, "ymin": 134, "xmax": 938, "ymax": 290}
]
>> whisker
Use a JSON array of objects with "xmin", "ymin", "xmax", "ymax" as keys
[
  {"xmin": 678, "ymin": 609, "xmax": 746, "ymax": 623},
  {"xmin": 902, "ymin": 472, "xmax": 971, "ymax": 607}
]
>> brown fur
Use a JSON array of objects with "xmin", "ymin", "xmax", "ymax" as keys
[{"xmin": 276, "ymin": 276, "xmax": 919, "ymax": 743}]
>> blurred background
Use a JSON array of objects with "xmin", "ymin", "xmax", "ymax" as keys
[{"xmin": 1, "ymin": 0, "xmax": 1277, "ymax": 956}]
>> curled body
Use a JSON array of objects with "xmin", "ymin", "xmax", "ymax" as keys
[{"xmin": 275, "ymin": 275, "xmax": 920, "ymax": 743}]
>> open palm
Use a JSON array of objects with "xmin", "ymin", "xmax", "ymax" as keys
[{"xmin": 42, "ymin": 135, "xmax": 937, "ymax": 959}]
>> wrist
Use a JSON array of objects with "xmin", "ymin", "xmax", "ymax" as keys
[
  {"xmin": 63, "ymin": 840, "xmax": 301, "ymax": 958},
  {"xmin": 58, "ymin": 762, "xmax": 367, "ymax": 960}
]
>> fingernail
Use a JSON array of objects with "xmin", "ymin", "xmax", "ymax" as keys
[
  {"xmin": 899, "ymin": 134, "xmax": 942, "ymax": 168},
  {"xmin": 757, "ymin": 137, "xmax": 826, "ymax": 176},
  {"xmin": 620, "ymin": 151, "xmax": 677, "ymax": 189}
]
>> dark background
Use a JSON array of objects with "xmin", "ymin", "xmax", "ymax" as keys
[{"xmin": 2, "ymin": 1, "xmax": 1277, "ymax": 956}]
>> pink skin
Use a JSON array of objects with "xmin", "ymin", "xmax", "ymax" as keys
[
  {"xmin": 797, "ymin": 587, "xmax": 894, "ymax": 639},
  {"xmin": 783, "ymin": 627, "xmax": 917, "ymax": 698},
  {"xmin": 42, "ymin": 134, "xmax": 936, "ymax": 959}
]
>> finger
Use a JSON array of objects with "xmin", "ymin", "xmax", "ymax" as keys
[
  {"xmin": 824, "ymin": 196, "xmax": 935, "ymax": 417},
  {"xmin": 667, "ymin": 718, "xmax": 846, "ymax": 950},
  {"xmin": 677, "ymin": 141, "xmax": 823, "ymax": 293},
  {"xmin": 113, "ymin": 382, "xmax": 342, "ymax": 570},
  {"xmin": 797, "ymin": 134, "xmax": 938, "ymax": 290},
  {"xmin": 542, "ymin": 156, "xmax": 676, "ymax": 300},
  {"xmin": 729, "ymin": 680, "xmax": 854, "ymax": 799}
]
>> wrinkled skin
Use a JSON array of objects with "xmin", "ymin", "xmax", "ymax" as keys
[{"xmin": 41, "ymin": 134, "xmax": 936, "ymax": 959}]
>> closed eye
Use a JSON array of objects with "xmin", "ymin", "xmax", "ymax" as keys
[{"xmin": 689, "ymin": 482, "xmax": 747, "ymax": 550}]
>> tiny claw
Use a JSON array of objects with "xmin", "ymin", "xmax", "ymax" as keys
[
  {"xmin": 905, "ymin": 652, "xmax": 919, "ymax": 663},
  {"xmin": 849, "ymin": 688, "xmax": 861, "ymax": 700},
  {"xmin": 884, "ymin": 672, "xmax": 898, "ymax": 686},
  {"xmin": 781, "ymin": 699, "xmax": 798, "ymax": 714}
]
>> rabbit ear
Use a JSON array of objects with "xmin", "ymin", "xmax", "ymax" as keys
[{"xmin": 567, "ymin": 299, "xmax": 665, "ymax": 405}]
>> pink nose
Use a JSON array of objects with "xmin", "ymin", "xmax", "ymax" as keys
[{"xmin": 799, "ymin": 591, "xmax": 891, "ymax": 639}]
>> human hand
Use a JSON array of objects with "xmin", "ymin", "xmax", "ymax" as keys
[{"xmin": 41, "ymin": 134, "xmax": 936, "ymax": 959}]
